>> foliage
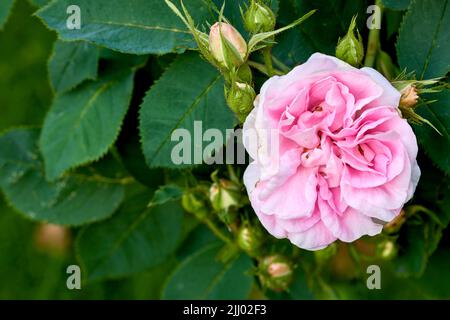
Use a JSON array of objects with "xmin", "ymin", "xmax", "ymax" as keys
[{"xmin": 0, "ymin": 0, "xmax": 449, "ymax": 299}]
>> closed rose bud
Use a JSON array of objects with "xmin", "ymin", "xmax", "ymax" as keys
[
  {"xmin": 209, "ymin": 179, "xmax": 242, "ymax": 212},
  {"xmin": 400, "ymin": 85, "xmax": 419, "ymax": 108},
  {"xmin": 209, "ymin": 22, "xmax": 247, "ymax": 69},
  {"xmin": 237, "ymin": 220, "xmax": 265, "ymax": 256},
  {"xmin": 182, "ymin": 190, "xmax": 209, "ymax": 220},
  {"xmin": 226, "ymin": 82, "xmax": 256, "ymax": 122},
  {"xmin": 34, "ymin": 223, "xmax": 71, "ymax": 256},
  {"xmin": 336, "ymin": 16, "xmax": 364, "ymax": 67},
  {"xmin": 258, "ymin": 255, "xmax": 293, "ymax": 292},
  {"xmin": 243, "ymin": 0, "xmax": 276, "ymax": 33}
]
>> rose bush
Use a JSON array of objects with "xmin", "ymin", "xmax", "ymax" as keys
[
  {"xmin": 243, "ymin": 53, "xmax": 420, "ymax": 250},
  {"xmin": 0, "ymin": 0, "xmax": 449, "ymax": 300}
]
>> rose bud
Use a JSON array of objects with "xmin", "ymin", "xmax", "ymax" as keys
[
  {"xmin": 383, "ymin": 210, "xmax": 407, "ymax": 234},
  {"xmin": 237, "ymin": 220, "xmax": 265, "ymax": 256},
  {"xmin": 336, "ymin": 16, "xmax": 364, "ymax": 67},
  {"xmin": 226, "ymin": 82, "xmax": 256, "ymax": 122},
  {"xmin": 209, "ymin": 22, "xmax": 247, "ymax": 69},
  {"xmin": 243, "ymin": 0, "xmax": 276, "ymax": 33},
  {"xmin": 258, "ymin": 255, "xmax": 293, "ymax": 292},
  {"xmin": 181, "ymin": 190, "xmax": 209, "ymax": 220},
  {"xmin": 400, "ymin": 85, "xmax": 419, "ymax": 108},
  {"xmin": 209, "ymin": 178, "xmax": 242, "ymax": 213},
  {"xmin": 34, "ymin": 223, "xmax": 71, "ymax": 256}
]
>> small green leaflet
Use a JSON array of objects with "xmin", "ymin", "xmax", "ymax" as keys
[
  {"xmin": 36, "ymin": 0, "xmax": 212, "ymax": 54},
  {"xmin": 0, "ymin": 129, "xmax": 124, "ymax": 226},
  {"xmin": 48, "ymin": 40, "xmax": 99, "ymax": 94},
  {"xmin": 40, "ymin": 67, "xmax": 135, "ymax": 181},
  {"xmin": 149, "ymin": 184, "xmax": 183, "ymax": 207}
]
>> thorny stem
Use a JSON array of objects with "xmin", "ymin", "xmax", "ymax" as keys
[
  {"xmin": 364, "ymin": 0, "xmax": 383, "ymax": 67},
  {"xmin": 262, "ymin": 47, "xmax": 275, "ymax": 77},
  {"xmin": 204, "ymin": 218, "xmax": 234, "ymax": 244},
  {"xmin": 272, "ymin": 55, "xmax": 291, "ymax": 73}
]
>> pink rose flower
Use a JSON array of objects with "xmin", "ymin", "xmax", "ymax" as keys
[{"xmin": 243, "ymin": 53, "xmax": 420, "ymax": 250}]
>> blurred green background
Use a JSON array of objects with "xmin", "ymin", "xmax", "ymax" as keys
[{"xmin": 1, "ymin": 0, "xmax": 450, "ymax": 300}]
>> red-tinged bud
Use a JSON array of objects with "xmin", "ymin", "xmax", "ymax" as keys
[
  {"xmin": 209, "ymin": 22, "xmax": 247, "ymax": 69},
  {"xmin": 400, "ymin": 85, "xmax": 419, "ymax": 108},
  {"xmin": 34, "ymin": 223, "xmax": 71, "ymax": 256},
  {"xmin": 243, "ymin": 0, "xmax": 276, "ymax": 33},
  {"xmin": 258, "ymin": 255, "xmax": 293, "ymax": 292}
]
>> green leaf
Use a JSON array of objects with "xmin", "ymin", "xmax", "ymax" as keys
[
  {"xmin": 382, "ymin": 0, "xmax": 411, "ymax": 10},
  {"xmin": 163, "ymin": 243, "xmax": 254, "ymax": 299},
  {"xmin": 397, "ymin": 0, "xmax": 450, "ymax": 79},
  {"xmin": 0, "ymin": 129, "xmax": 124, "ymax": 226},
  {"xmin": 76, "ymin": 186, "xmax": 184, "ymax": 282},
  {"xmin": 413, "ymin": 91, "xmax": 450, "ymax": 174},
  {"xmin": 40, "ymin": 67, "xmax": 135, "ymax": 180},
  {"xmin": 140, "ymin": 52, "xmax": 236, "ymax": 168},
  {"xmin": 211, "ymin": 0, "xmax": 279, "ymax": 36},
  {"xmin": 149, "ymin": 184, "xmax": 184, "ymax": 207},
  {"xmin": 0, "ymin": 0, "xmax": 14, "ymax": 29},
  {"xmin": 48, "ymin": 40, "xmax": 99, "ymax": 94},
  {"xmin": 36, "ymin": 0, "xmax": 211, "ymax": 54},
  {"xmin": 29, "ymin": 0, "xmax": 50, "ymax": 7},
  {"xmin": 273, "ymin": 0, "xmax": 369, "ymax": 67}
]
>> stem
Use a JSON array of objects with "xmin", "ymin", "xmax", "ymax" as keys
[
  {"xmin": 262, "ymin": 47, "xmax": 275, "ymax": 76},
  {"xmin": 248, "ymin": 60, "xmax": 284, "ymax": 76},
  {"xmin": 272, "ymin": 55, "xmax": 291, "ymax": 73},
  {"xmin": 204, "ymin": 218, "xmax": 234, "ymax": 244},
  {"xmin": 364, "ymin": 0, "xmax": 383, "ymax": 67}
]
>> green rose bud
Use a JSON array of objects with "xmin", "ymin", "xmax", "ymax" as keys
[
  {"xmin": 209, "ymin": 22, "xmax": 247, "ymax": 70},
  {"xmin": 237, "ymin": 220, "xmax": 265, "ymax": 256},
  {"xmin": 181, "ymin": 190, "xmax": 209, "ymax": 220},
  {"xmin": 376, "ymin": 239, "xmax": 397, "ymax": 260},
  {"xmin": 225, "ymin": 82, "xmax": 256, "ymax": 122},
  {"xmin": 35, "ymin": 224, "xmax": 71, "ymax": 256},
  {"xmin": 243, "ymin": 0, "xmax": 276, "ymax": 33},
  {"xmin": 209, "ymin": 178, "xmax": 242, "ymax": 213},
  {"xmin": 258, "ymin": 255, "xmax": 294, "ymax": 292},
  {"xmin": 336, "ymin": 16, "xmax": 364, "ymax": 67}
]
